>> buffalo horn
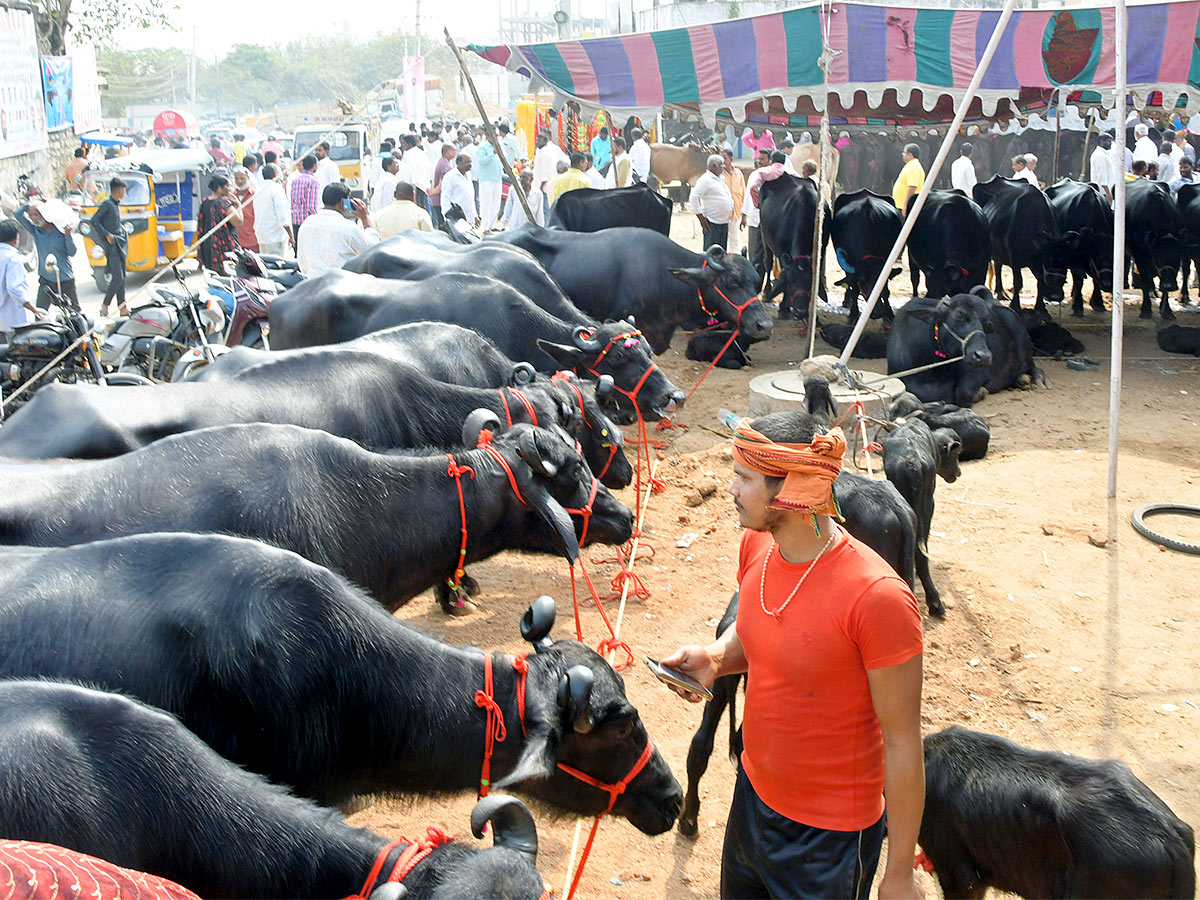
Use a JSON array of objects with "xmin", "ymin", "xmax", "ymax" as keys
[
  {"xmin": 595, "ymin": 374, "xmax": 614, "ymax": 398},
  {"xmin": 622, "ymin": 315, "xmax": 636, "ymax": 327},
  {"xmin": 572, "ymin": 326, "xmax": 601, "ymax": 351},
  {"xmin": 705, "ymin": 245, "xmax": 728, "ymax": 271},
  {"xmin": 368, "ymin": 883, "xmax": 407, "ymax": 900},
  {"xmin": 470, "ymin": 795, "xmax": 539, "ymax": 866},
  {"xmin": 463, "ymin": 409, "xmax": 503, "ymax": 448},
  {"xmin": 517, "ymin": 429, "xmax": 558, "ymax": 478},
  {"xmin": 508, "ymin": 362, "xmax": 537, "ymax": 386},
  {"xmin": 557, "ymin": 665, "xmax": 595, "ymax": 734},
  {"xmin": 520, "ymin": 595, "xmax": 556, "ymax": 652}
]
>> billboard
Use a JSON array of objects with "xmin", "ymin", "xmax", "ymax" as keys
[
  {"xmin": 42, "ymin": 56, "xmax": 73, "ymax": 132},
  {"xmin": 0, "ymin": 6, "xmax": 48, "ymax": 159},
  {"xmin": 72, "ymin": 47, "xmax": 102, "ymax": 134}
]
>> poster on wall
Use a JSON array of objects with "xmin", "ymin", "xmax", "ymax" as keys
[
  {"xmin": 42, "ymin": 56, "xmax": 73, "ymax": 132},
  {"xmin": 0, "ymin": 6, "xmax": 49, "ymax": 159},
  {"xmin": 72, "ymin": 47, "xmax": 102, "ymax": 134}
]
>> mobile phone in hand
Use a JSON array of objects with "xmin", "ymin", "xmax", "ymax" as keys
[
  {"xmin": 645, "ymin": 657, "xmax": 714, "ymax": 701},
  {"xmin": 341, "ymin": 198, "xmax": 352, "ymax": 212}
]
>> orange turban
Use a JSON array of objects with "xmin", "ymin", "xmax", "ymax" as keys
[{"xmin": 732, "ymin": 421, "xmax": 846, "ymax": 516}]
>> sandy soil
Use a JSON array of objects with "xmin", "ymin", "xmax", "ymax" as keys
[{"xmin": 350, "ymin": 213, "xmax": 1200, "ymax": 898}]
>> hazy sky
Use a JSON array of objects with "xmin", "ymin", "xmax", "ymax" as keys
[{"xmin": 114, "ymin": 0, "xmax": 617, "ymax": 60}]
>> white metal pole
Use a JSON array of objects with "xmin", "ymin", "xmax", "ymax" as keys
[
  {"xmin": 837, "ymin": 0, "xmax": 1018, "ymax": 365},
  {"xmin": 1108, "ymin": 0, "xmax": 1127, "ymax": 498}
]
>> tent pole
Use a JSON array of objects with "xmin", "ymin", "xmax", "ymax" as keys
[
  {"xmin": 1108, "ymin": 0, "xmax": 1128, "ymax": 498},
  {"xmin": 837, "ymin": 0, "xmax": 1018, "ymax": 365},
  {"xmin": 1052, "ymin": 87, "xmax": 1063, "ymax": 183},
  {"xmin": 444, "ymin": 28, "xmax": 536, "ymax": 224}
]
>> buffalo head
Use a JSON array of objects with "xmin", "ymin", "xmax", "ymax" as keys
[
  {"xmin": 1031, "ymin": 230, "xmax": 1078, "ymax": 303},
  {"xmin": 537, "ymin": 320, "xmax": 685, "ymax": 424},
  {"xmin": 670, "ymin": 246, "xmax": 774, "ymax": 341},
  {"xmin": 904, "ymin": 288, "xmax": 994, "ymax": 369},
  {"xmin": 548, "ymin": 371, "xmax": 633, "ymax": 490},
  {"xmin": 497, "ymin": 597, "xmax": 684, "ymax": 835}
]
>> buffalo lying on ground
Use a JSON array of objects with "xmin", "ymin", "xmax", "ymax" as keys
[
  {"xmin": 0, "ymin": 679, "xmax": 549, "ymax": 899},
  {"xmin": 0, "ymin": 534, "xmax": 684, "ymax": 828}
]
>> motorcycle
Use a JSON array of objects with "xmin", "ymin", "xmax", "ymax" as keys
[
  {"xmin": 204, "ymin": 249, "xmax": 292, "ymax": 349},
  {"xmin": 99, "ymin": 264, "xmax": 228, "ymax": 382},
  {"xmin": 1, "ymin": 255, "xmax": 149, "ymax": 419}
]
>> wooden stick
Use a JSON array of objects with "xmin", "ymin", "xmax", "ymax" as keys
[
  {"xmin": 562, "ymin": 819, "xmax": 584, "ymax": 897},
  {"xmin": 443, "ymin": 28, "xmax": 536, "ymax": 224}
]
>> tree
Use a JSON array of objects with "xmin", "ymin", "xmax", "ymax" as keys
[{"xmin": 33, "ymin": 0, "xmax": 176, "ymax": 57}]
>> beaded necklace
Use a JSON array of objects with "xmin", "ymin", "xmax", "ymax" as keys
[{"xmin": 758, "ymin": 529, "xmax": 838, "ymax": 620}]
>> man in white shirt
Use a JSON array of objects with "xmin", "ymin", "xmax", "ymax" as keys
[
  {"xmin": 1132, "ymin": 123, "xmax": 1158, "ymax": 165},
  {"xmin": 1021, "ymin": 154, "xmax": 1041, "ymax": 187},
  {"xmin": 689, "ymin": 154, "xmax": 734, "ymax": 250},
  {"xmin": 950, "ymin": 143, "xmax": 977, "ymax": 195},
  {"xmin": 424, "ymin": 131, "xmax": 444, "ymax": 166},
  {"xmin": 741, "ymin": 161, "xmax": 765, "ymax": 283},
  {"xmin": 1156, "ymin": 141, "xmax": 1176, "ymax": 184},
  {"xmin": 296, "ymin": 182, "xmax": 379, "ymax": 276},
  {"xmin": 500, "ymin": 170, "xmax": 544, "ymax": 230},
  {"xmin": 532, "ymin": 131, "xmax": 569, "ymax": 220},
  {"xmin": 313, "ymin": 141, "xmax": 341, "ymax": 189},
  {"xmin": 0, "ymin": 221, "xmax": 43, "ymax": 344},
  {"xmin": 1089, "ymin": 132, "xmax": 1118, "ymax": 203},
  {"xmin": 584, "ymin": 154, "xmax": 605, "ymax": 190},
  {"xmin": 375, "ymin": 181, "xmax": 435, "ymax": 238},
  {"xmin": 780, "ymin": 137, "xmax": 800, "ymax": 175},
  {"xmin": 368, "ymin": 140, "xmax": 393, "ymax": 194},
  {"xmin": 400, "ymin": 135, "xmax": 433, "ymax": 210},
  {"xmin": 252, "ymin": 164, "xmax": 295, "ymax": 257},
  {"xmin": 606, "ymin": 138, "xmax": 633, "ymax": 188},
  {"xmin": 440, "ymin": 152, "xmax": 479, "ymax": 227},
  {"xmin": 371, "ymin": 155, "xmax": 400, "ymax": 214},
  {"xmin": 629, "ymin": 128, "xmax": 652, "ymax": 184}
]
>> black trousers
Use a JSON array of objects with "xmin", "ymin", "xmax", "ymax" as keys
[
  {"xmin": 103, "ymin": 249, "xmax": 126, "ymax": 308},
  {"xmin": 705, "ymin": 221, "xmax": 729, "ymax": 251},
  {"xmin": 720, "ymin": 768, "xmax": 885, "ymax": 900},
  {"xmin": 748, "ymin": 226, "xmax": 765, "ymax": 281},
  {"xmin": 36, "ymin": 277, "xmax": 78, "ymax": 309}
]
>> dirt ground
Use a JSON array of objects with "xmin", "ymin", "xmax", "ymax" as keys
[{"xmin": 351, "ymin": 213, "xmax": 1200, "ymax": 898}]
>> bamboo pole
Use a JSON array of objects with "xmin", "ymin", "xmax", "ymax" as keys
[
  {"xmin": 1052, "ymin": 87, "xmax": 1063, "ymax": 183},
  {"xmin": 1108, "ymin": 0, "xmax": 1128, "ymax": 498},
  {"xmin": 444, "ymin": 28, "xmax": 536, "ymax": 224},
  {"xmin": 837, "ymin": 0, "xmax": 1019, "ymax": 365}
]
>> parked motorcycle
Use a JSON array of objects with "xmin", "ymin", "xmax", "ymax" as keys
[
  {"xmin": 1, "ymin": 255, "xmax": 149, "ymax": 419},
  {"xmin": 99, "ymin": 264, "xmax": 228, "ymax": 382},
  {"xmin": 204, "ymin": 249, "xmax": 286, "ymax": 349}
]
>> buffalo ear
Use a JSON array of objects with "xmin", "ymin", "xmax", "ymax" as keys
[
  {"xmin": 779, "ymin": 251, "xmax": 794, "ymax": 268},
  {"xmin": 1031, "ymin": 230, "xmax": 1051, "ymax": 253},
  {"xmin": 1063, "ymin": 230, "xmax": 1082, "ymax": 251},
  {"xmin": 670, "ymin": 266, "xmax": 716, "ymax": 287},
  {"xmin": 495, "ymin": 730, "xmax": 557, "ymax": 787},
  {"xmin": 905, "ymin": 305, "xmax": 940, "ymax": 324},
  {"xmin": 537, "ymin": 339, "xmax": 583, "ymax": 369}
]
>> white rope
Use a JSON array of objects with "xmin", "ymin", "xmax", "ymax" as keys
[{"xmin": 807, "ymin": 0, "xmax": 838, "ymax": 359}]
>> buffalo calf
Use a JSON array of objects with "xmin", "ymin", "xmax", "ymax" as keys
[
  {"xmin": 922, "ymin": 727, "xmax": 1195, "ymax": 899},
  {"xmin": 1158, "ymin": 324, "xmax": 1200, "ymax": 357},
  {"xmin": 890, "ymin": 392, "xmax": 990, "ymax": 461}
]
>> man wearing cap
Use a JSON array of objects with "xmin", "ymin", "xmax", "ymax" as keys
[{"xmin": 663, "ymin": 410, "xmax": 925, "ymax": 900}]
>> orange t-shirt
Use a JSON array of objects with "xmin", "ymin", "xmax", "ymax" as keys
[{"xmin": 736, "ymin": 526, "xmax": 923, "ymax": 831}]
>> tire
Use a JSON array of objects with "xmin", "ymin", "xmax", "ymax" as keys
[
  {"xmin": 1131, "ymin": 503, "xmax": 1200, "ymax": 555},
  {"xmin": 92, "ymin": 268, "xmax": 111, "ymax": 294}
]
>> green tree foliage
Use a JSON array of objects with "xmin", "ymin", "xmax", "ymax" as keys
[
  {"xmin": 34, "ymin": 0, "xmax": 176, "ymax": 56},
  {"xmin": 100, "ymin": 28, "xmax": 489, "ymax": 120}
]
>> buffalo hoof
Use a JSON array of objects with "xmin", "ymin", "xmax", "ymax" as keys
[
  {"xmin": 1071, "ymin": 305, "xmax": 1084, "ymax": 318},
  {"xmin": 1090, "ymin": 298, "xmax": 1106, "ymax": 313},
  {"xmin": 678, "ymin": 810, "xmax": 699, "ymax": 838},
  {"xmin": 460, "ymin": 573, "xmax": 481, "ymax": 597},
  {"xmin": 1161, "ymin": 307, "xmax": 1177, "ymax": 322},
  {"xmin": 972, "ymin": 387, "xmax": 989, "ymax": 405},
  {"xmin": 1139, "ymin": 307, "xmax": 1154, "ymax": 320},
  {"xmin": 445, "ymin": 597, "xmax": 478, "ymax": 617},
  {"xmin": 1033, "ymin": 367, "xmax": 1051, "ymax": 389},
  {"xmin": 1017, "ymin": 374, "xmax": 1033, "ymax": 390},
  {"xmin": 926, "ymin": 595, "xmax": 946, "ymax": 618}
]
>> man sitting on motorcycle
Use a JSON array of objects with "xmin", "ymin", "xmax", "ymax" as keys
[{"xmin": 0, "ymin": 221, "xmax": 46, "ymax": 343}]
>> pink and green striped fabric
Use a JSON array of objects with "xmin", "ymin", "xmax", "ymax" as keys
[{"xmin": 471, "ymin": 1, "xmax": 1200, "ymax": 119}]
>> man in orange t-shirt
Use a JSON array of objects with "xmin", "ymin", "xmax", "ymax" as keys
[{"xmin": 663, "ymin": 410, "xmax": 925, "ymax": 900}]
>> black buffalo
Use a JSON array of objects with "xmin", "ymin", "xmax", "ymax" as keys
[
  {"xmin": 0, "ymin": 679, "xmax": 549, "ymax": 899},
  {"xmin": 1174, "ymin": 182, "xmax": 1200, "ymax": 306},
  {"xmin": 267, "ymin": 270, "xmax": 684, "ymax": 422},
  {"xmin": 1044, "ymin": 178, "xmax": 1114, "ymax": 316},
  {"xmin": 922, "ymin": 727, "xmax": 1195, "ymax": 899},
  {"xmin": 0, "ymin": 422, "xmax": 631, "ymax": 614},
  {"xmin": 497, "ymin": 224, "xmax": 772, "ymax": 353},
  {"xmin": 344, "ymin": 234, "xmax": 584, "ymax": 323},
  {"xmin": 817, "ymin": 320, "xmax": 889, "ymax": 359},
  {"xmin": 1124, "ymin": 177, "xmax": 1184, "ymax": 320},
  {"xmin": 1158, "ymin": 323, "xmax": 1200, "ymax": 356},
  {"xmin": 906, "ymin": 189, "xmax": 991, "ymax": 298},
  {"xmin": 0, "ymin": 347, "xmax": 612, "ymax": 483},
  {"xmin": 973, "ymin": 176, "xmax": 1075, "ymax": 315},
  {"xmin": 757, "ymin": 172, "xmax": 830, "ymax": 319},
  {"xmin": 830, "ymin": 189, "xmax": 903, "ymax": 321},
  {"xmin": 0, "ymin": 535, "xmax": 683, "ymax": 828},
  {"xmin": 1017, "ymin": 308, "xmax": 1086, "ymax": 358},
  {"xmin": 886, "ymin": 288, "xmax": 1046, "ymax": 406},
  {"xmin": 547, "ymin": 184, "xmax": 671, "ymax": 235},
  {"xmin": 188, "ymin": 324, "xmax": 633, "ymax": 490},
  {"xmin": 889, "ymin": 392, "xmax": 990, "ymax": 461}
]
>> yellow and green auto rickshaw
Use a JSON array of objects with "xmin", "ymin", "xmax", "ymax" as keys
[{"xmin": 78, "ymin": 149, "xmax": 212, "ymax": 292}]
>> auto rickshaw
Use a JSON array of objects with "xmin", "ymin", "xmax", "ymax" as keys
[{"xmin": 77, "ymin": 149, "xmax": 211, "ymax": 292}]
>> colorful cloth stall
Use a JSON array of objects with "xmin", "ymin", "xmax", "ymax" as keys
[{"xmin": 471, "ymin": 1, "xmax": 1200, "ymax": 124}]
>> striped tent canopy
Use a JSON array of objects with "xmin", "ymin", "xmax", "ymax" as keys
[{"xmin": 471, "ymin": 1, "xmax": 1200, "ymax": 124}]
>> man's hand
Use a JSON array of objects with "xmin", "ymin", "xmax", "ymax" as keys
[
  {"xmin": 740, "ymin": 215, "xmax": 747, "ymax": 230},
  {"xmin": 63, "ymin": 224, "xmax": 72, "ymax": 238},
  {"xmin": 659, "ymin": 645, "xmax": 719, "ymax": 702},
  {"xmin": 351, "ymin": 198, "xmax": 370, "ymax": 225},
  {"xmin": 105, "ymin": 233, "xmax": 114, "ymax": 245},
  {"xmin": 878, "ymin": 869, "xmax": 924, "ymax": 900}
]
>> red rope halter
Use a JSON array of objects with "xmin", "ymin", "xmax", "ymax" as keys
[
  {"xmin": 551, "ymin": 370, "xmax": 619, "ymax": 483},
  {"xmin": 350, "ymin": 828, "xmax": 455, "ymax": 899},
  {"xmin": 498, "ymin": 386, "xmax": 539, "ymax": 428}
]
